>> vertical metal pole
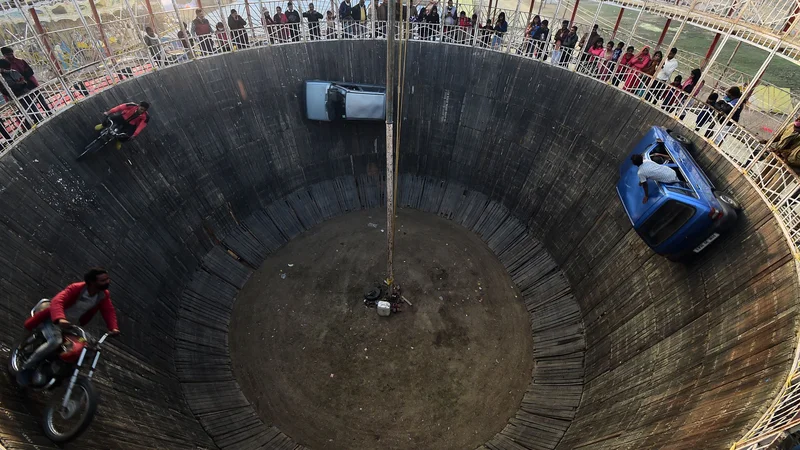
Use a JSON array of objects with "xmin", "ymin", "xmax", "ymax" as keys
[
  {"xmin": 244, "ymin": 0, "xmax": 257, "ymax": 40},
  {"xmin": 611, "ymin": 7, "xmax": 623, "ymax": 39},
  {"xmin": 144, "ymin": 0, "xmax": 157, "ymax": 31},
  {"xmin": 20, "ymin": 3, "xmax": 69, "ymax": 89},
  {"xmin": 386, "ymin": 0, "xmax": 395, "ymax": 283},
  {"xmin": 121, "ymin": 0, "xmax": 158, "ymax": 70},
  {"xmin": 172, "ymin": 0, "xmax": 197, "ymax": 59},
  {"xmin": 70, "ymin": 0, "xmax": 117, "ymax": 83},
  {"xmin": 87, "ymin": 0, "xmax": 112, "ymax": 57},
  {"xmin": 472, "ymin": 0, "xmax": 484, "ymax": 47},
  {"xmin": 506, "ymin": 0, "xmax": 522, "ymax": 53},
  {"xmin": 675, "ymin": 32, "xmax": 730, "ymax": 118},
  {"xmin": 568, "ymin": 0, "xmax": 580, "ymax": 25},
  {"xmin": 710, "ymin": 46, "xmax": 777, "ymax": 144},
  {"xmin": 526, "ymin": 0, "xmax": 534, "ymax": 26},
  {"xmin": 656, "ymin": 18, "xmax": 670, "ymax": 48},
  {"xmin": 626, "ymin": 0, "xmax": 646, "ymax": 47}
]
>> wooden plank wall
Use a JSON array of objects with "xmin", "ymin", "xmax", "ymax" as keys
[
  {"xmin": 0, "ymin": 39, "xmax": 793, "ymax": 450},
  {"xmin": 173, "ymin": 176, "xmax": 585, "ymax": 450}
]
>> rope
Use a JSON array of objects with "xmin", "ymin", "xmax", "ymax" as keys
[{"xmin": 392, "ymin": 0, "xmax": 411, "ymax": 220}]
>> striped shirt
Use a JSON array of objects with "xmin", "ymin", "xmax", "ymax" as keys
[{"xmin": 637, "ymin": 160, "xmax": 679, "ymax": 184}]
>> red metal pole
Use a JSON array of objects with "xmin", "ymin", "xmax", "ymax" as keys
[
  {"xmin": 705, "ymin": 33, "xmax": 721, "ymax": 60},
  {"xmin": 29, "ymin": 7, "xmax": 63, "ymax": 76},
  {"xmin": 487, "ymin": 0, "xmax": 493, "ymax": 22},
  {"xmin": 611, "ymin": 7, "xmax": 623, "ymax": 39},
  {"xmin": 87, "ymin": 0, "xmax": 112, "ymax": 57},
  {"xmin": 144, "ymin": 0, "xmax": 157, "ymax": 31},
  {"xmin": 527, "ymin": 0, "xmax": 535, "ymax": 21},
  {"xmin": 657, "ymin": 17, "xmax": 671, "ymax": 47},
  {"xmin": 783, "ymin": 6, "xmax": 800, "ymax": 32},
  {"xmin": 244, "ymin": 0, "xmax": 256, "ymax": 38},
  {"xmin": 569, "ymin": 0, "xmax": 580, "ymax": 25},
  {"xmin": 197, "ymin": 0, "xmax": 203, "ymax": 9}
]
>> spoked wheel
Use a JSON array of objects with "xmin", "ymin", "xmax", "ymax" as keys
[
  {"xmin": 77, "ymin": 134, "xmax": 111, "ymax": 161},
  {"xmin": 43, "ymin": 377, "xmax": 98, "ymax": 443},
  {"xmin": 7, "ymin": 333, "xmax": 36, "ymax": 381}
]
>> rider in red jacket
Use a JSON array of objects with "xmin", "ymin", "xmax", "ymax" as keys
[
  {"xmin": 94, "ymin": 101, "xmax": 150, "ymax": 150},
  {"xmin": 17, "ymin": 268, "xmax": 120, "ymax": 386}
]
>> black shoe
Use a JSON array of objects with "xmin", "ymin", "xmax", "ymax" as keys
[{"xmin": 16, "ymin": 368, "xmax": 34, "ymax": 387}]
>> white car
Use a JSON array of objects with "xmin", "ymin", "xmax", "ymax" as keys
[{"xmin": 305, "ymin": 80, "xmax": 386, "ymax": 121}]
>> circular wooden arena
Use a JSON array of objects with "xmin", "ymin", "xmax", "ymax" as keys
[{"xmin": 0, "ymin": 40, "xmax": 796, "ymax": 450}]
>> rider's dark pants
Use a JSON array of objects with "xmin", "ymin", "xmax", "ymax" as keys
[{"xmin": 22, "ymin": 319, "xmax": 62, "ymax": 370}]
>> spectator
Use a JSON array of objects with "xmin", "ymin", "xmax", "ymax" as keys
[
  {"xmin": 417, "ymin": 7, "xmax": 429, "ymax": 39},
  {"xmin": 425, "ymin": 6, "xmax": 440, "ymax": 41},
  {"xmin": 613, "ymin": 45, "xmax": 635, "ymax": 86},
  {"xmin": 480, "ymin": 18, "xmax": 493, "ymax": 48},
  {"xmin": 458, "ymin": 11, "xmax": 471, "ymax": 44},
  {"xmin": 191, "ymin": 9, "xmax": 215, "ymax": 55},
  {"xmin": 585, "ymin": 37, "xmax": 604, "ymax": 75},
  {"xmin": 561, "ymin": 24, "xmax": 579, "ymax": 66},
  {"xmin": 352, "ymin": 0, "xmax": 368, "ymax": 37},
  {"xmin": 713, "ymin": 86, "xmax": 743, "ymax": 146},
  {"xmin": 339, "ymin": 0, "xmax": 353, "ymax": 37},
  {"xmin": 262, "ymin": 9, "xmax": 276, "ymax": 43},
  {"xmin": 376, "ymin": 0, "xmax": 387, "ymax": 37},
  {"xmin": 623, "ymin": 46, "xmax": 651, "ymax": 92},
  {"xmin": 228, "ymin": 9, "xmax": 249, "ymax": 48},
  {"xmin": 598, "ymin": 40, "xmax": 614, "ymax": 81},
  {"xmin": 1, "ymin": 47, "xmax": 50, "ymax": 115},
  {"xmin": 694, "ymin": 92, "xmax": 719, "ymax": 135},
  {"xmin": 326, "ymin": 11, "xmax": 337, "ymax": 38},
  {"xmin": 274, "ymin": 6, "xmax": 289, "ymax": 43},
  {"xmin": 532, "ymin": 19, "xmax": 549, "ymax": 59},
  {"xmin": 143, "ymin": 27, "xmax": 164, "ymax": 67},
  {"xmin": 640, "ymin": 50, "xmax": 662, "ymax": 98},
  {"xmin": 523, "ymin": 15, "xmax": 541, "ymax": 56},
  {"xmin": 216, "ymin": 22, "xmax": 231, "ymax": 52},
  {"xmin": 579, "ymin": 24, "xmax": 600, "ymax": 65},
  {"xmin": 550, "ymin": 37, "xmax": 562, "ymax": 65},
  {"xmin": 443, "ymin": 0, "xmax": 457, "ymax": 41},
  {"xmin": 631, "ymin": 148, "xmax": 679, "ymax": 203},
  {"xmin": 766, "ymin": 117, "xmax": 800, "ymax": 168},
  {"xmin": 304, "ymin": 3, "xmax": 324, "ymax": 40},
  {"xmin": 553, "ymin": 20, "xmax": 569, "ymax": 45},
  {"xmin": 611, "ymin": 41, "xmax": 624, "ymax": 62},
  {"xmin": 0, "ymin": 59, "xmax": 42, "ymax": 124},
  {"xmin": 286, "ymin": 2, "xmax": 301, "ymax": 42},
  {"xmin": 653, "ymin": 47, "xmax": 678, "ymax": 101},
  {"xmin": 661, "ymin": 75, "xmax": 684, "ymax": 112},
  {"xmin": 678, "ymin": 68, "xmax": 703, "ymax": 120},
  {"xmin": 178, "ymin": 22, "xmax": 194, "ymax": 50},
  {"xmin": 492, "ymin": 12, "xmax": 507, "ymax": 49}
]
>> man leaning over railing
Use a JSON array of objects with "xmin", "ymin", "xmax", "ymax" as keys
[{"xmin": 2, "ymin": 47, "xmax": 51, "ymax": 117}]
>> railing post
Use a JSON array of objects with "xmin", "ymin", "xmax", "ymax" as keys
[
  {"xmin": 611, "ymin": 7, "xmax": 623, "ymax": 40},
  {"xmin": 143, "ymin": 0, "xmax": 157, "ymax": 31},
  {"xmin": 626, "ymin": 0, "xmax": 647, "ymax": 48},
  {"xmin": 87, "ymin": 0, "xmax": 113, "ymax": 58},
  {"xmin": 473, "ymin": 0, "xmax": 485, "ymax": 48},
  {"xmin": 244, "ymin": 0, "xmax": 257, "ymax": 40}
]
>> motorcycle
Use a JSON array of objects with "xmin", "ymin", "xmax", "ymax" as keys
[
  {"xmin": 7, "ymin": 299, "xmax": 114, "ymax": 443},
  {"xmin": 76, "ymin": 117, "xmax": 128, "ymax": 160}
]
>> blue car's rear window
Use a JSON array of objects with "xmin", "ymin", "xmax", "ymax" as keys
[{"xmin": 640, "ymin": 200, "xmax": 696, "ymax": 247}]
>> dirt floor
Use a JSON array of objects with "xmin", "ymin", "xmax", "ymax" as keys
[{"xmin": 229, "ymin": 209, "xmax": 534, "ymax": 450}]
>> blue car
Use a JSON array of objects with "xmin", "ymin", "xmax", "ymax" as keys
[{"xmin": 616, "ymin": 126, "xmax": 741, "ymax": 260}]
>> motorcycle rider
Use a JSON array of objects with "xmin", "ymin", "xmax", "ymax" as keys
[
  {"xmin": 17, "ymin": 268, "xmax": 120, "ymax": 387},
  {"xmin": 93, "ymin": 101, "xmax": 150, "ymax": 150}
]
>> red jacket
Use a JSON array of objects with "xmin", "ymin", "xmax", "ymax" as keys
[
  {"xmin": 107, "ymin": 103, "xmax": 149, "ymax": 138},
  {"xmin": 24, "ymin": 282, "xmax": 119, "ymax": 331}
]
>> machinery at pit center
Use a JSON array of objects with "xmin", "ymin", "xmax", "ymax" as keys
[{"xmin": 364, "ymin": 282, "xmax": 413, "ymax": 317}]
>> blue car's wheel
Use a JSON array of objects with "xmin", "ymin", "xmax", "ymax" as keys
[{"xmin": 717, "ymin": 192, "xmax": 742, "ymax": 212}]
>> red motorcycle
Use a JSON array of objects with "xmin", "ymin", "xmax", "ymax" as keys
[{"xmin": 7, "ymin": 299, "xmax": 114, "ymax": 443}]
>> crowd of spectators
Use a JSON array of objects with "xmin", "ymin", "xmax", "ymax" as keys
[{"xmin": 0, "ymin": 5, "xmax": 797, "ymax": 167}]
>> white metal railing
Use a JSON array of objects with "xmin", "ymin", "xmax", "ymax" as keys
[{"xmin": 0, "ymin": 2, "xmax": 800, "ymax": 448}]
